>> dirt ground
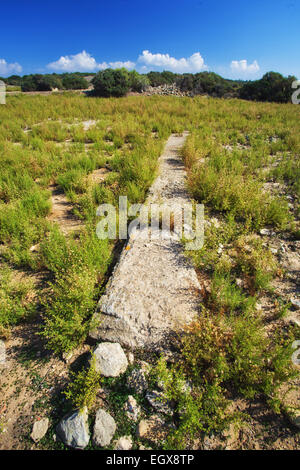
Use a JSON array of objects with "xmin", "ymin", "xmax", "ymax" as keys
[{"xmin": 0, "ymin": 319, "xmax": 92, "ymax": 450}]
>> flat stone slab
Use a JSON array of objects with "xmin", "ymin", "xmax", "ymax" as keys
[{"xmin": 90, "ymin": 133, "xmax": 201, "ymax": 350}]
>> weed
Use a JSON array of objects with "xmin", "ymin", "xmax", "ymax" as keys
[
  {"xmin": 0, "ymin": 264, "xmax": 37, "ymax": 336},
  {"xmin": 64, "ymin": 356, "xmax": 102, "ymax": 410}
]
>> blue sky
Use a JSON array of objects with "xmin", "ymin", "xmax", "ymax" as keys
[{"xmin": 0, "ymin": 0, "xmax": 299, "ymax": 79}]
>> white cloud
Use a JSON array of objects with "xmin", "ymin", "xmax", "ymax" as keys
[
  {"xmin": 47, "ymin": 51, "xmax": 99, "ymax": 72},
  {"xmin": 97, "ymin": 60, "xmax": 135, "ymax": 70},
  {"xmin": 47, "ymin": 49, "xmax": 209, "ymax": 74},
  {"xmin": 138, "ymin": 50, "xmax": 207, "ymax": 73},
  {"xmin": 230, "ymin": 59, "xmax": 260, "ymax": 75},
  {"xmin": 0, "ymin": 59, "xmax": 22, "ymax": 76},
  {"xmin": 47, "ymin": 51, "xmax": 135, "ymax": 72}
]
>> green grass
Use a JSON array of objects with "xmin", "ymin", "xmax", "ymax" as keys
[
  {"xmin": 0, "ymin": 264, "xmax": 37, "ymax": 338},
  {"xmin": 0, "ymin": 93, "xmax": 299, "ymax": 449},
  {"xmin": 146, "ymin": 97, "xmax": 299, "ymax": 449}
]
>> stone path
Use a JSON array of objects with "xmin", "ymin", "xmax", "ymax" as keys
[{"xmin": 90, "ymin": 133, "xmax": 202, "ymax": 351}]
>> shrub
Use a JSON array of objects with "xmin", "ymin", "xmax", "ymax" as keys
[
  {"xmin": 240, "ymin": 72, "xmax": 297, "ymax": 103},
  {"xmin": 188, "ymin": 156, "xmax": 290, "ymax": 230},
  {"xmin": 40, "ymin": 227, "xmax": 111, "ymax": 354},
  {"xmin": 176, "ymin": 71, "xmax": 240, "ymax": 97},
  {"xmin": 92, "ymin": 69, "xmax": 130, "ymax": 97},
  {"xmin": 64, "ymin": 356, "xmax": 102, "ymax": 410},
  {"xmin": 56, "ymin": 168, "xmax": 87, "ymax": 195},
  {"xmin": 128, "ymin": 70, "xmax": 149, "ymax": 92},
  {"xmin": 21, "ymin": 74, "xmax": 63, "ymax": 92},
  {"xmin": 0, "ymin": 265, "xmax": 36, "ymax": 338},
  {"xmin": 6, "ymin": 75, "xmax": 22, "ymax": 86},
  {"xmin": 147, "ymin": 71, "xmax": 168, "ymax": 87},
  {"xmin": 147, "ymin": 71, "xmax": 179, "ymax": 87},
  {"xmin": 209, "ymin": 273, "xmax": 255, "ymax": 314},
  {"xmin": 232, "ymin": 235, "xmax": 278, "ymax": 292},
  {"xmin": 151, "ymin": 311, "xmax": 297, "ymax": 448},
  {"xmin": 62, "ymin": 74, "xmax": 89, "ymax": 90}
]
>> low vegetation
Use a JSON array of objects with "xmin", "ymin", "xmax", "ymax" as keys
[
  {"xmin": 150, "ymin": 96, "xmax": 300, "ymax": 448},
  {"xmin": 0, "ymin": 91, "xmax": 299, "ymax": 449},
  {"xmin": 0, "ymin": 265, "xmax": 36, "ymax": 338},
  {"xmin": 64, "ymin": 356, "xmax": 102, "ymax": 410}
]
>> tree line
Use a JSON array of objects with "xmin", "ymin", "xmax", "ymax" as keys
[
  {"xmin": 1, "ymin": 70, "xmax": 297, "ymax": 103},
  {"xmin": 1, "ymin": 73, "xmax": 90, "ymax": 91},
  {"xmin": 92, "ymin": 69, "xmax": 297, "ymax": 103}
]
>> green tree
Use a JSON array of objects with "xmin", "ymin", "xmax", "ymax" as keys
[
  {"xmin": 128, "ymin": 70, "xmax": 149, "ymax": 92},
  {"xmin": 6, "ymin": 75, "xmax": 22, "ymax": 86},
  {"xmin": 21, "ymin": 74, "xmax": 63, "ymax": 92},
  {"xmin": 240, "ymin": 72, "xmax": 296, "ymax": 103},
  {"xmin": 147, "ymin": 71, "xmax": 165, "ymax": 87},
  {"xmin": 62, "ymin": 73, "xmax": 89, "ymax": 90},
  {"xmin": 92, "ymin": 69, "xmax": 130, "ymax": 97}
]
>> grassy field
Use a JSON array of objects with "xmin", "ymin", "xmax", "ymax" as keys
[{"xmin": 0, "ymin": 93, "xmax": 299, "ymax": 449}]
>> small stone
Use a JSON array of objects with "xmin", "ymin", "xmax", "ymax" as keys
[
  {"xmin": 93, "ymin": 409, "xmax": 116, "ymax": 447},
  {"xmin": 31, "ymin": 418, "xmax": 49, "ymax": 443},
  {"xmin": 93, "ymin": 342, "xmax": 128, "ymax": 377},
  {"xmin": 0, "ymin": 340, "xmax": 6, "ymax": 367},
  {"xmin": 291, "ymin": 298, "xmax": 300, "ymax": 310},
  {"xmin": 270, "ymin": 248, "xmax": 278, "ymax": 255},
  {"xmin": 139, "ymin": 445, "xmax": 152, "ymax": 450},
  {"xmin": 260, "ymin": 229, "xmax": 270, "ymax": 236},
  {"xmin": 235, "ymin": 278, "xmax": 244, "ymax": 288},
  {"xmin": 146, "ymin": 391, "xmax": 173, "ymax": 415},
  {"xmin": 56, "ymin": 407, "xmax": 90, "ymax": 450},
  {"xmin": 124, "ymin": 395, "xmax": 141, "ymax": 422},
  {"xmin": 217, "ymin": 243, "xmax": 224, "ymax": 254},
  {"xmin": 127, "ymin": 367, "xmax": 148, "ymax": 394},
  {"xmin": 114, "ymin": 436, "xmax": 132, "ymax": 450},
  {"xmin": 29, "ymin": 244, "xmax": 39, "ymax": 252},
  {"xmin": 280, "ymin": 243, "xmax": 286, "ymax": 253}
]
